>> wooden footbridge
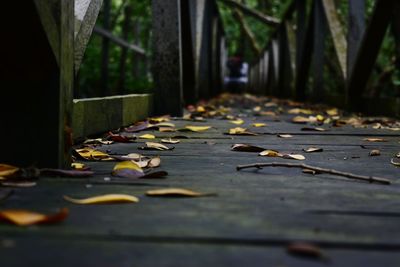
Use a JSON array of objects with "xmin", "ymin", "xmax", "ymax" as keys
[{"xmin": 1, "ymin": 1, "xmax": 400, "ymax": 266}]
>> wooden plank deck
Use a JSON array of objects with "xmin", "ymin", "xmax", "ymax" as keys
[{"xmin": 1, "ymin": 94, "xmax": 400, "ymax": 266}]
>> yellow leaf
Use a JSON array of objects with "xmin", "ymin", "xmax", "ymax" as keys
[
  {"xmin": 0, "ymin": 208, "xmax": 68, "ymax": 226},
  {"xmin": 288, "ymin": 108, "xmax": 313, "ymax": 115},
  {"xmin": 74, "ymin": 148, "xmax": 114, "ymax": 161},
  {"xmin": 159, "ymin": 127, "xmax": 176, "ymax": 132},
  {"xmin": 259, "ymin": 150, "xmax": 281, "ymax": 157},
  {"xmin": 326, "ymin": 108, "xmax": 338, "ymax": 116},
  {"xmin": 146, "ymin": 188, "xmax": 216, "ymax": 197},
  {"xmin": 0, "ymin": 164, "xmax": 19, "ymax": 179},
  {"xmin": 316, "ymin": 115, "xmax": 325, "ymax": 122},
  {"xmin": 63, "ymin": 194, "xmax": 139, "ymax": 204},
  {"xmin": 184, "ymin": 126, "xmax": 211, "ymax": 132},
  {"xmin": 113, "ymin": 161, "xmax": 143, "ymax": 172},
  {"xmin": 71, "ymin": 162, "xmax": 88, "ymax": 170},
  {"xmin": 146, "ymin": 142, "xmax": 172, "ymax": 150},
  {"xmin": 196, "ymin": 106, "xmax": 206, "ymax": 113},
  {"xmin": 139, "ymin": 134, "xmax": 156, "ymax": 139},
  {"xmin": 148, "ymin": 116, "xmax": 170, "ymax": 123},
  {"xmin": 292, "ymin": 116, "xmax": 311, "ymax": 124},
  {"xmin": 252, "ymin": 123, "xmax": 267, "ymax": 127},
  {"xmin": 230, "ymin": 119, "xmax": 244, "ymax": 125},
  {"xmin": 282, "ymin": 154, "xmax": 305, "ymax": 160},
  {"xmin": 153, "ymin": 122, "xmax": 176, "ymax": 128},
  {"xmin": 228, "ymin": 127, "xmax": 258, "ymax": 136}
]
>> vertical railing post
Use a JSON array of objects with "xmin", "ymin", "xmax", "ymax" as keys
[{"xmin": 152, "ymin": 0, "xmax": 184, "ymax": 116}]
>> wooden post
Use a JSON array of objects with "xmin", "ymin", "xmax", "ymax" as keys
[
  {"xmin": 101, "ymin": 0, "xmax": 111, "ymax": 96},
  {"xmin": 152, "ymin": 0, "xmax": 184, "ymax": 116},
  {"xmin": 312, "ymin": 0, "xmax": 327, "ymax": 102},
  {"xmin": 295, "ymin": 0, "xmax": 314, "ymax": 101},
  {"xmin": 347, "ymin": 0, "xmax": 365, "ymax": 78},
  {"xmin": 181, "ymin": 0, "xmax": 196, "ymax": 105},
  {"xmin": 347, "ymin": 0, "xmax": 394, "ymax": 109},
  {"xmin": 0, "ymin": 1, "xmax": 74, "ymax": 168}
]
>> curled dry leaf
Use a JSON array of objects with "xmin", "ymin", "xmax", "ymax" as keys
[
  {"xmin": 229, "ymin": 119, "xmax": 244, "ymax": 125},
  {"xmin": 228, "ymin": 127, "xmax": 258, "ymax": 136},
  {"xmin": 124, "ymin": 121, "xmax": 150, "ymax": 133},
  {"xmin": 139, "ymin": 134, "xmax": 156, "ymax": 139},
  {"xmin": 107, "ymin": 132, "xmax": 134, "ymax": 143},
  {"xmin": 302, "ymin": 169, "xmax": 319, "ymax": 175},
  {"xmin": 363, "ymin": 138, "xmax": 387, "ymax": 142},
  {"xmin": 252, "ymin": 123, "xmax": 267, "ymax": 127},
  {"xmin": 73, "ymin": 148, "xmax": 114, "ymax": 161},
  {"xmin": 112, "ymin": 161, "xmax": 144, "ymax": 178},
  {"xmin": 0, "ymin": 208, "xmax": 68, "ymax": 226},
  {"xmin": 390, "ymin": 158, "xmax": 400, "ymax": 166},
  {"xmin": 303, "ymin": 147, "xmax": 323, "ymax": 153},
  {"xmin": 291, "ymin": 116, "xmax": 311, "ymax": 124},
  {"xmin": 159, "ymin": 127, "xmax": 176, "ymax": 132},
  {"xmin": 148, "ymin": 116, "xmax": 170, "ymax": 123},
  {"xmin": 369, "ymin": 149, "xmax": 381, "ymax": 156},
  {"xmin": 83, "ymin": 138, "xmax": 113, "ymax": 145},
  {"xmin": 259, "ymin": 150, "xmax": 281, "ymax": 157},
  {"xmin": 180, "ymin": 125, "xmax": 211, "ymax": 132},
  {"xmin": 63, "ymin": 194, "xmax": 139, "ymax": 204},
  {"xmin": 231, "ymin": 144, "xmax": 265, "ymax": 152},
  {"xmin": 286, "ymin": 242, "xmax": 325, "ymax": 260},
  {"xmin": 148, "ymin": 157, "xmax": 161, "ymax": 168},
  {"xmin": 278, "ymin": 134, "xmax": 293, "ymax": 138},
  {"xmin": 139, "ymin": 142, "xmax": 174, "ymax": 151},
  {"xmin": 146, "ymin": 188, "xmax": 216, "ymax": 197},
  {"xmin": 281, "ymin": 154, "xmax": 306, "ymax": 160},
  {"xmin": 71, "ymin": 162, "xmax": 91, "ymax": 171},
  {"xmin": 161, "ymin": 138, "xmax": 180, "ymax": 144},
  {"xmin": 0, "ymin": 164, "xmax": 20, "ymax": 180}
]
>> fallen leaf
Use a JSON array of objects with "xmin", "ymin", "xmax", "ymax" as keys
[
  {"xmin": 181, "ymin": 126, "xmax": 212, "ymax": 132},
  {"xmin": 152, "ymin": 122, "xmax": 176, "ymax": 129},
  {"xmin": 230, "ymin": 119, "xmax": 244, "ymax": 125},
  {"xmin": 161, "ymin": 138, "xmax": 180, "ymax": 144},
  {"xmin": 107, "ymin": 132, "xmax": 134, "ymax": 143},
  {"xmin": 291, "ymin": 116, "xmax": 311, "ymax": 124},
  {"xmin": 301, "ymin": 127, "xmax": 326, "ymax": 132},
  {"xmin": 302, "ymin": 169, "xmax": 319, "ymax": 175},
  {"xmin": 139, "ymin": 134, "xmax": 156, "ymax": 139},
  {"xmin": 83, "ymin": 138, "xmax": 113, "ymax": 145},
  {"xmin": 146, "ymin": 188, "xmax": 216, "ymax": 197},
  {"xmin": 124, "ymin": 121, "xmax": 150, "ymax": 132},
  {"xmin": 148, "ymin": 157, "xmax": 161, "ymax": 168},
  {"xmin": 287, "ymin": 242, "xmax": 324, "ymax": 260},
  {"xmin": 252, "ymin": 123, "xmax": 267, "ymax": 127},
  {"xmin": 369, "ymin": 149, "xmax": 381, "ymax": 156},
  {"xmin": 0, "ymin": 164, "xmax": 19, "ymax": 179},
  {"xmin": 139, "ymin": 142, "xmax": 174, "ymax": 151},
  {"xmin": 326, "ymin": 108, "xmax": 338, "ymax": 116},
  {"xmin": 0, "ymin": 208, "xmax": 68, "ymax": 226},
  {"xmin": 259, "ymin": 150, "xmax": 281, "ymax": 157},
  {"xmin": 281, "ymin": 154, "xmax": 306, "ymax": 160},
  {"xmin": 148, "ymin": 116, "xmax": 170, "ymax": 123},
  {"xmin": 303, "ymin": 147, "xmax": 323, "ymax": 153},
  {"xmin": 63, "ymin": 194, "xmax": 139, "ymax": 204},
  {"xmin": 390, "ymin": 158, "xmax": 400, "ymax": 166},
  {"xmin": 363, "ymin": 138, "xmax": 387, "ymax": 142},
  {"xmin": 112, "ymin": 161, "xmax": 144, "ymax": 178},
  {"xmin": 159, "ymin": 127, "xmax": 176, "ymax": 132},
  {"xmin": 227, "ymin": 127, "xmax": 258, "ymax": 136},
  {"xmin": 73, "ymin": 148, "xmax": 114, "ymax": 161},
  {"xmin": 288, "ymin": 108, "xmax": 313, "ymax": 115},
  {"xmin": 278, "ymin": 134, "xmax": 293, "ymax": 138},
  {"xmin": 231, "ymin": 144, "xmax": 265, "ymax": 152},
  {"xmin": 71, "ymin": 162, "xmax": 90, "ymax": 171}
]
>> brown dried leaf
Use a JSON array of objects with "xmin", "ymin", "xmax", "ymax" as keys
[
  {"xmin": 0, "ymin": 164, "xmax": 20, "ymax": 180},
  {"xmin": 139, "ymin": 142, "xmax": 174, "ymax": 151},
  {"xmin": 148, "ymin": 157, "xmax": 161, "ymax": 168},
  {"xmin": 363, "ymin": 138, "xmax": 387, "ymax": 142},
  {"xmin": 231, "ymin": 144, "xmax": 265, "ymax": 152},
  {"xmin": 0, "ymin": 208, "xmax": 68, "ymax": 226},
  {"xmin": 369, "ymin": 150, "xmax": 381, "ymax": 156},
  {"xmin": 259, "ymin": 150, "xmax": 281, "ymax": 157},
  {"xmin": 146, "ymin": 188, "xmax": 216, "ymax": 197},
  {"xmin": 287, "ymin": 242, "xmax": 324, "ymax": 259},
  {"xmin": 291, "ymin": 116, "xmax": 311, "ymax": 124}
]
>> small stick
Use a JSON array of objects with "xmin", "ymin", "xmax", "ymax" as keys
[{"xmin": 236, "ymin": 162, "xmax": 391, "ymax": 185}]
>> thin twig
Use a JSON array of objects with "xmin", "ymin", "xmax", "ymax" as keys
[{"xmin": 236, "ymin": 162, "xmax": 391, "ymax": 185}]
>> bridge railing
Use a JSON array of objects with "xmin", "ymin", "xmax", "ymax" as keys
[{"xmin": 248, "ymin": 0, "xmax": 400, "ymax": 117}]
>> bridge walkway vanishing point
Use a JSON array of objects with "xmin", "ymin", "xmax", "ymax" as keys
[{"xmin": 1, "ymin": 93, "xmax": 400, "ymax": 267}]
